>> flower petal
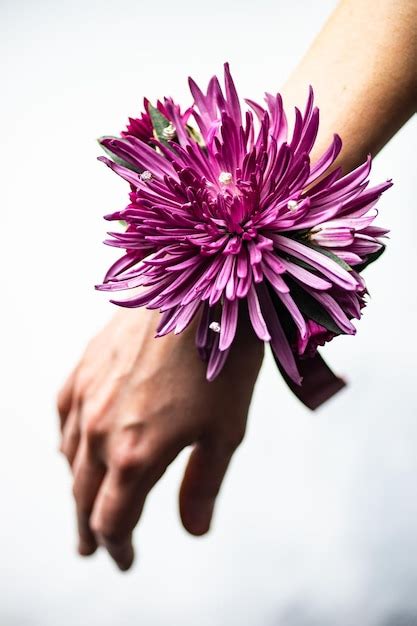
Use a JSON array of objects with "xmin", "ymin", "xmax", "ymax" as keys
[
  {"xmin": 219, "ymin": 298, "xmax": 239, "ymax": 351},
  {"xmin": 247, "ymin": 283, "xmax": 271, "ymax": 341}
]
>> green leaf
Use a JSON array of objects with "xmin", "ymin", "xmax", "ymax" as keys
[
  {"xmin": 98, "ymin": 136, "xmax": 141, "ymax": 174},
  {"xmin": 186, "ymin": 124, "xmax": 204, "ymax": 146},
  {"xmin": 288, "ymin": 280, "xmax": 344, "ymax": 335},
  {"xmin": 284, "ymin": 229, "xmax": 310, "ymax": 239},
  {"xmin": 148, "ymin": 103, "xmax": 173, "ymax": 146},
  {"xmin": 355, "ymin": 244, "xmax": 386, "ymax": 272}
]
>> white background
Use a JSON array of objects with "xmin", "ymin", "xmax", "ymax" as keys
[{"xmin": 1, "ymin": 1, "xmax": 416, "ymax": 625}]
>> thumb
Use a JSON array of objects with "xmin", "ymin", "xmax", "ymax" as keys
[{"xmin": 179, "ymin": 439, "xmax": 238, "ymax": 536}]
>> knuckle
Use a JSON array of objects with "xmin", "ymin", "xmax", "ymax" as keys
[
  {"xmin": 112, "ymin": 446, "xmax": 144, "ymax": 476},
  {"xmin": 90, "ymin": 521, "xmax": 123, "ymax": 545},
  {"xmin": 82, "ymin": 411, "xmax": 106, "ymax": 445},
  {"xmin": 111, "ymin": 424, "xmax": 143, "ymax": 467},
  {"xmin": 110, "ymin": 431, "xmax": 167, "ymax": 478},
  {"xmin": 100, "ymin": 529, "xmax": 125, "ymax": 546}
]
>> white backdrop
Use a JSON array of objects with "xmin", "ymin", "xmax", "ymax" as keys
[{"xmin": 1, "ymin": 1, "xmax": 416, "ymax": 625}]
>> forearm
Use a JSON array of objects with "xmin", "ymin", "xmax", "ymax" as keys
[{"xmin": 282, "ymin": 0, "xmax": 417, "ymax": 171}]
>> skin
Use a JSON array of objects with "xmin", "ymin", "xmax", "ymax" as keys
[
  {"xmin": 282, "ymin": 0, "xmax": 416, "ymax": 171},
  {"xmin": 58, "ymin": 0, "xmax": 416, "ymax": 571},
  {"xmin": 58, "ymin": 308, "xmax": 263, "ymax": 570}
]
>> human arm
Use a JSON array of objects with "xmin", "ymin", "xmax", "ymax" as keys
[
  {"xmin": 282, "ymin": 0, "xmax": 416, "ymax": 171},
  {"xmin": 58, "ymin": 308, "xmax": 263, "ymax": 570},
  {"xmin": 57, "ymin": 0, "xmax": 416, "ymax": 572}
]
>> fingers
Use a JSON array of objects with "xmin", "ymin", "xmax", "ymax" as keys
[
  {"xmin": 57, "ymin": 368, "xmax": 77, "ymax": 432},
  {"xmin": 179, "ymin": 437, "xmax": 240, "ymax": 536},
  {"xmin": 89, "ymin": 469, "xmax": 143, "ymax": 571},
  {"xmin": 72, "ymin": 439, "xmax": 106, "ymax": 556},
  {"xmin": 89, "ymin": 438, "xmax": 178, "ymax": 571}
]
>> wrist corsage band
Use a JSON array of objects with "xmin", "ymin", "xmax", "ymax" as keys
[{"xmin": 96, "ymin": 63, "xmax": 392, "ymax": 409}]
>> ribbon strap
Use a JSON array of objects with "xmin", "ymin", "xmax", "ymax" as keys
[{"xmin": 273, "ymin": 351, "xmax": 346, "ymax": 410}]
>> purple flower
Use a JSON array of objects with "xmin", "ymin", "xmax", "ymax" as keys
[
  {"xmin": 297, "ymin": 319, "xmax": 336, "ymax": 357},
  {"xmin": 97, "ymin": 63, "xmax": 392, "ymax": 384},
  {"xmin": 121, "ymin": 98, "xmax": 193, "ymax": 144}
]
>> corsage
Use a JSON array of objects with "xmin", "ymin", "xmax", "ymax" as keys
[{"xmin": 96, "ymin": 63, "xmax": 391, "ymax": 409}]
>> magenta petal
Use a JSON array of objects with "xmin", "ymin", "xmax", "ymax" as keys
[
  {"xmin": 304, "ymin": 288, "xmax": 356, "ymax": 334},
  {"xmin": 335, "ymin": 251, "xmax": 363, "ymax": 265},
  {"xmin": 98, "ymin": 66, "xmax": 391, "ymax": 388},
  {"xmin": 219, "ymin": 298, "xmax": 239, "ymax": 351},
  {"xmin": 261, "ymin": 262, "xmax": 290, "ymax": 293},
  {"xmin": 102, "ymin": 251, "xmax": 141, "ymax": 282},
  {"xmin": 223, "ymin": 62, "xmax": 242, "ymax": 127},
  {"xmin": 256, "ymin": 282, "xmax": 302, "ymax": 385},
  {"xmin": 156, "ymin": 306, "xmax": 182, "ymax": 336},
  {"xmin": 280, "ymin": 258, "xmax": 332, "ymax": 290},
  {"xmin": 275, "ymin": 291, "xmax": 307, "ymax": 339},
  {"xmin": 310, "ymin": 226, "xmax": 355, "ymax": 248},
  {"xmin": 102, "ymin": 136, "xmax": 176, "ymax": 178},
  {"xmin": 195, "ymin": 302, "xmax": 211, "ymax": 348},
  {"xmin": 306, "ymin": 134, "xmax": 342, "ymax": 184},
  {"xmin": 247, "ymin": 283, "xmax": 271, "ymax": 341},
  {"xmin": 174, "ymin": 300, "xmax": 202, "ymax": 334},
  {"xmin": 244, "ymin": 97, "xmax": 266, "ymax": 121},
  {"xmin": 109, "ymin": 283, "xmax": 165, "ymax": 308},
  {"xmin": 207, "ymin": 334, "xmax": 231, "ymax": 381},
  {"xmin": 188, "ymin": 77, "xmax": 211, "ymax": 133},
  {"xmin": 273, "ymin": 235, "xmax": 358, "ymax": 291},
  {"xmin": 98, "ymin": 156, "xmax": 141, "ymax": 187}
]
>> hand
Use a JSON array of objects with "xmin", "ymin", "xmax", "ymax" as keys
[{"xmin": 57, "ymin": 306, "xmax": 263, "ymax": 570}]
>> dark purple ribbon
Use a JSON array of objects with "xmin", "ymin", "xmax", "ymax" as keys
[{"xmin": 273, "ymin": 351, "xmax": 346, "ymax": 410}]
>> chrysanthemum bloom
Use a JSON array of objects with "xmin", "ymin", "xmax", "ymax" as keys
[
  {"xmin": 97, "ymin": 63, "xmax": 391, "ymax": 394},
  {"xmin": 120, "ymin": 98, "xmax": 192, "ymax": 144}
]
